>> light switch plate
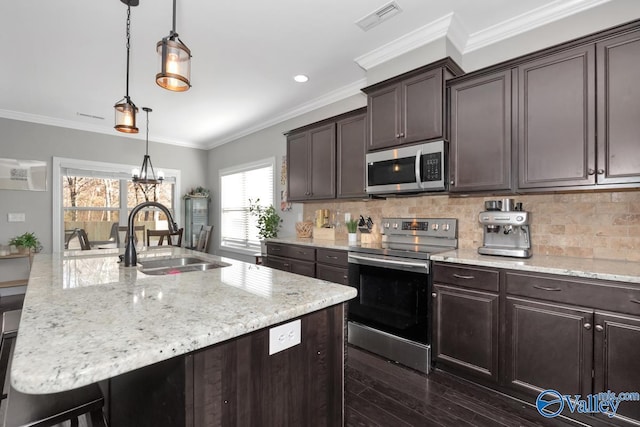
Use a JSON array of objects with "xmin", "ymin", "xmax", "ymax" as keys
[
  {"xmin": 8, "ymin": 213, "xmax": 25, "ymax": 222},
  {"xmin": 269, "ymin": 319, "xmax": 301, "ymax": 355}
]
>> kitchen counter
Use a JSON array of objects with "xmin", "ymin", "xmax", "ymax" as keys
[
  {"xmin": 266, "ymin": 236, "xmax": 351, "ymax": 250},
  {"xmin": 431, "ymin": 249, "xmax": 640, "ymax": 284},
  {"xmin": 11, "ymin": 247, "xmax": 356, "ymax": 394}
]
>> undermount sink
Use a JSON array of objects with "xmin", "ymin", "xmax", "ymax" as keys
[{"xmin": 138, "ymin": 256, "xmax": 231, "ymax": 275}]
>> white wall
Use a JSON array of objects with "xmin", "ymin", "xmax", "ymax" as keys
[{"xmin": 0, "ymin": 117, "xmax": 208, "ymax": 253}]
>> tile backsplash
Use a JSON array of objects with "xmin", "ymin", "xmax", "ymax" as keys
[{"xmin": 302, "ymin": 190, "xmax": 640, "ymax": 262}]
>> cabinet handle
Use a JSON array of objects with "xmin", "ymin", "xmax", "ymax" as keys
[
  {"xmin": 588, "ymin": 168, "xmax": 595, "ymax": 175},
  {"xmin": 283, "ymin": 263, "xmax": 289, "ymax": 267},
  {"xmin": 450, "ymin": 180, "xmax": 455, "ymax": 186},
  {"xmin": 326, "ymin": 255, "xmax": 338, "ymax": 259},
  {"xmin": 398, "ymin": 132, "xmax": 405, "ymax": 138},
  {"xmin": 453, "ymin": 274, "xmax": 474, "ymax": 280},
  {"xmin": 343, "ymin": 275, "xmax": 348, "ymax": 280},
  {"xmin": 432, "ymin": 292, "xmax": 437, "ymax": 298},
  {"xmin": 584, "ymin": 323, "xmax": 592, "ymax": 330},
  {"xmin": 533, "ymin": 285, "xmax": 562, "ymax": 292},
  {"xmin": 271, "ymin": 248, "xmax": 281, "ymax": 252},
  {"xmin": 298, "ymin": 251, "xmax": 308, "ymax": 255},
  {"xmin": 630, "ymin": 299, "xmax": 640, "ymax": 305},
  {"xmin": 595, "ymin": 325, "xmax": 604, "ymax": 332},
  {"xmin": 597, "ymin": 169, "xmax": 604, "ymax": 175}
]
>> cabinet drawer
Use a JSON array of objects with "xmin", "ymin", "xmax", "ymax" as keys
[
  {"xmin": 316, "ymin": 248, "xmax": 347, "ymax": 268},
  {"xmin": 290, "ymin": 259, "xmax": 315, "ymax": 278},
  {"xmin": 506, "ymin": 272, "xmax": 640, "ymax": 316},
  {"xmin": 433, "ymin": 263, "xmax": 499, "ymax": 292},
  {"xmin": 264, "ymin": 255, "xmax": 291, "ymax": 272},
  {"xmin": 288, "ymin": 245, "xmax": 316, "ymax": 262},
  {"xmin": 266, "ymin": 243, "xmax": 289, "ymax": 258},
  {"xmin": 316, "ymin": 264, "xmax": 348, "ymax": 285}
]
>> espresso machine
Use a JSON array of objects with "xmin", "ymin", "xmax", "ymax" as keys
[{"xmin": 478, "ymin": 198, "xmax": 532, "ymax": 258}]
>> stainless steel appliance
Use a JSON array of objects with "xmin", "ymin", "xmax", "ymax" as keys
[
  {"xmin": 347, "ymin": 217, "xmax": 458, "ymax": 374},
  {"xmin": 365, "ymin": 140, "xmax": 447, "ymax": 195},
  {"xmin": 478, "ymin": 198, "xmax": 532, "ymax": 258}
]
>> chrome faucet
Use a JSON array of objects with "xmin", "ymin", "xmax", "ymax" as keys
[{"xmin": 123, "ymin": 201, "xmax": 179, "ymax": 267}]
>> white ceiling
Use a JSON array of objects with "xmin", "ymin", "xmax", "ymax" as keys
[{"xmin": 0, "ymin": 0, "xmax": 615, "ymax": 150}]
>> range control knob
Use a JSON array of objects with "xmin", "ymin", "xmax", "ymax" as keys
[
  {"xmin": 443, "ymin": 224, "xmax": 450, "ymax": 231},
  {"xmin": 384, "ymin": 222, "xmax": 390, "ymax": 229},
  {"xmin": 393, "ymin": 223, "xmax": 398, "ymax": 229},
  {"xmin": 516, "ymin": 216, "xmax": 524, "ymax": 221},
  {"xmin": 432, "ymin": 223, "xmax": 439, "ymax": 231}
]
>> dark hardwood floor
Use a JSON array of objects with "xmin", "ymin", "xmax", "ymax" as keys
[{"xmin": 346, "ymin": 346, "xmax": 580, "ymax": 427}]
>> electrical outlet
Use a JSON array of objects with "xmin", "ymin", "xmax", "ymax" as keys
[
  {"xmin": 269, "ymin": 319, "xmax": 301, "ymax": 355},
  {"xmin": 8, "ymin": 213, "xmax": 25, "ymax": 222}
]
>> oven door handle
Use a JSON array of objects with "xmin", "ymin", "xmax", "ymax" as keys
[
  {"xmin": 415, "ymin": 149, "xmax": 424, "ymax": 189},
  {"xmin": 348, "ymin": 253, "xmax": 429, "ymax": 270}
]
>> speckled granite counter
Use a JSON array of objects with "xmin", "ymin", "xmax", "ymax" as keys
[
  {"xmin": 11, "ymin": 247, "xmax": 356, "ymax": 394},
  {"xmin": 266, "ymin": 237, "xmax": 351, "ymax": 251},
  {"xmin": 431, "ymin": 249, "xmax": 640, "ymax": 284}
]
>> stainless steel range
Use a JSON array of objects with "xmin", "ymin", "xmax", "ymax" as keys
[{"xmin": 347, "ymin": 217, "xmax": 458, "ymax": 374}]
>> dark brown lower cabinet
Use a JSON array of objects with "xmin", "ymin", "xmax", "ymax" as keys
[
  {"xmin": 108, "ymin": 304, "xmax": 345, "ymax": 427},
  {"xmin": 432, "ymin": 284, "xmax": 499, "ymax": 383},
  {"xmin": 505, "ymin": 297, "xmax": 593, "ymax": 398}
]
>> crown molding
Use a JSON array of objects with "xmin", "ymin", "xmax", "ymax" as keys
[
  {"xmin": 0, "ymin": 109, "xmax": 200, "ymax": 149},
  {"xmin": 464, "ymin": 0, "xmax": 612, "ymax": 53},
  {"xmin": 355, "ymin": 13, "xmax": 455, "ymax": 71},
  {"xmin": 204, "ymin": 78, "xmax": 367, "ymax": 150}
]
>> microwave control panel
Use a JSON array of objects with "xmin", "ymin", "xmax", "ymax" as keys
[{"xmin": 422, "ymin": 152, "xmax": 442, "ymax": 181}]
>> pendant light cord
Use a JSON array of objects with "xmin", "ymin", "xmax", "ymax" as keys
[
  {"xmin": 172, "ymin": 0, "xmax": 177, "ymax": 35},
  {"xmin": 145, "ymin": 109, "xmax": 150, "ymax": 155},
  {"xmin": 125, "ymin": 4, "xmax": 132, "ymax": 99}
]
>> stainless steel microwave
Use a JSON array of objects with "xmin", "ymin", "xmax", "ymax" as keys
[{"xmin": 366, "ymin": 140, "xmax": 447, "ymax": 195}]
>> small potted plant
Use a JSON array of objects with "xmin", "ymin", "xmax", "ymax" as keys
[
  {"xmin": 249, "ymin": 199, "xmax": 282, "ymax": 254},
  {"xmin": 9, "ymin": 232, "xmax": 41, "ymax": 254},
  {"xmin": 346, "ymin": 219, "xmax": 358, "ymax": 245}
]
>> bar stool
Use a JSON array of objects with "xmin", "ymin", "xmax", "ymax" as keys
[{"xmin": 1, "ymin": 310, "xmax": 107, "ymax": 427}]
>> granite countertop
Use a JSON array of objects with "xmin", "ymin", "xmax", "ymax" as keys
[
  {"xmin": 431, "ymin": 249, "xmax": 640, "ymax": 284},
  {"xmin": 11, "ymin": 247, "xmax": 357, "ymax": 394}
]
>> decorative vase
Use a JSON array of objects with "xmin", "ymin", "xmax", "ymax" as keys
[{"xmin": 348, "ymin": 233, "xmax": 357, "ymax": 245}]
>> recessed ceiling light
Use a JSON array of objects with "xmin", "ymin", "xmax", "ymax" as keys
[{"xmin": 294, "ymin": 74, "xmax": 309, "ymax": 83}]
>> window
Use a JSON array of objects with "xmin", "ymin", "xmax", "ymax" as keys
[
  {"xmin": 53, "ymin": 157, "xmax": 180, "ymax": 252},
  {"xmin": 220, "ymin": 158, "xmax": 274, "ymax": 253}
]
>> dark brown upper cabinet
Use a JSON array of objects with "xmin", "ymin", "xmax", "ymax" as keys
[
  {"xmin": 336, "ymin": 110, "xmax": 367, "ymax": 198},
  {"xmin": 287, "ymin": 123, "xmax": 336, "ymax": 201},
  {"xmin": 362, "ymin": 58, "xmax": 463, "ymax": 151},
  {"xmin": 518, "ymin": 45, "xmax": 596, "ymax": 189},
  {"xmin": 596, "ymin": 29, "xmax": 640, "ymax": 185},
  {"xmin": 448, "ymin": 69, "xmax": 514, "ymax": 193}
]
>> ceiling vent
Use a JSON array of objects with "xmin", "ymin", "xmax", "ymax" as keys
[{"xmin": 356, "ymin": 1, "xmax": 403, "ymax": 32}]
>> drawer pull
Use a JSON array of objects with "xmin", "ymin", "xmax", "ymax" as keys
[
  {"xmin": 595, "ymin": 325, "xmax": 604, "ymax": 332},
  {"xmin": 343, "ymin": 275, "xmax": 348, "ymax": 280},
  {"xmin": 271, "ymin": 248, "xmax": 281, "ymax": 252},
  {"xmin": 298, "ymin": 251, "xmax": 308, "ymax": 255},
  {"xmin": 583, "ymin": 323, "xmax": 592, "ymax": 330},
  {"xmin": 283, "ymin": 263, "xmax": 289, "ymax": 267},
  {"xmin": 432, "ymin": 292, "xmax": 437, "ymax": 298},
  {"xmin": 533, "ymin": 285, "xmax": 562, "ymax": 292},
  {"xmin": 453, "ymin": 274, "xmax": 475, "ymax": 280},
  {"xmin": 326, "ymin": 255, "xmax": 339, "ymax": 259},
  {"xmin": 631, "ymin": 299, "xmax": 640, "ymax": 305}
]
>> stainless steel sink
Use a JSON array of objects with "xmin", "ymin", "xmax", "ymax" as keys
[{"xmin": 138, "ymin": 256, "xmax": 231, "ymax": 275}]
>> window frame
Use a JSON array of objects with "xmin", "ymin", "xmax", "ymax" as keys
[
  {"xmin": 53, "ymin": 157, "xmax": 181, "ymax": 253},
  {"xmin": 218, "ymin": 157, "xmax": 275, "ymax": 256}
]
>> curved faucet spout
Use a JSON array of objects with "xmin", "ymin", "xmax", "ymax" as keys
[{"xmin": 123, "ymin": 201, "xmax": 178, "ymax": 267}]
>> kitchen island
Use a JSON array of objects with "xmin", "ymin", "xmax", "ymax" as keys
[{"xmin": 11, "ymin": 247, "xmax": 356, "ymax": 425}]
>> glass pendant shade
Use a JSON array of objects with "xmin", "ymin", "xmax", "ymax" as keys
[
  {"xmin": 156, "ymin": 38, "xmax": 191, "ymax": 91},
  {"xmin": 114, "ymin": 98, "xmax": 139, "ymax": 133}
]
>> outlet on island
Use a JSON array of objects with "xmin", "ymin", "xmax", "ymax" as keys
[{"xmin": 269, "ymin": 319, "xmax": 301, "ymax": 355}]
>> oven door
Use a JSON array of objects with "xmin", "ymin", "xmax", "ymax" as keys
[{"xmin": 347, "ymin": 252, "xmax": 430, "ymax": 344}]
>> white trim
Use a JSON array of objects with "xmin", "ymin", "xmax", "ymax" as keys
[
  {"xmin": 52, "ymin": 157, "xmax": 181, "ymax": 253},
  {"xmin": 204, "ymin": 80, "xmax": 366, "ymax": 149},
  {"xmin": 0, "ymin": 109, "xmax": 199, "ymax": 149}
]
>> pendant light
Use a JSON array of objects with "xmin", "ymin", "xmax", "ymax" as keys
[
  {"xmin": 114, "ymin": 0, "xmax": 139, "ymax": 133},
  {"xmin": 156, "ymin": 0, "xmax": 192, "ymax": 91},
  {"xmin": 132, "ymin": 107, "xmax": 164, "ymax": 190}
]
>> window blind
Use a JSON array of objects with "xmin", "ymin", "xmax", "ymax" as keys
[{"xmin": 220, "ymin": 160, "xmax": 274, "ymax": 252}]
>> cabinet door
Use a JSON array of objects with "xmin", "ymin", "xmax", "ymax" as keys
[
  {"xmin": 449, "ymin": 70, "xmax": 513, "ymax": 192},
  {"xmin": 432, "ymin": 284, "xmax": 499, "ymax": 383},
  {"xmin": 337, "ymin": 113, "xmax": 367, "ymax": 198},
  {"xmin": 518, "ymin": 45, "xmax": 596, "ymax": 188},
  {"xmin": 593, "ymin": 311, "xmax": 640, "ymax": 423},
  {"xmin": 596, "ymin": 30, "xmax": 640, "ymax": 185},
  {"xmin": 505, "ymin": 297, "xmax": 593, "ymax": 398},
  {"xmin": 367, "ymin": 83, "xmax": 401, "ymax": 150},
  {"xmin": 287, "ymin": 132, "xmax": 310, "ymax": 201},
  {"xmin": 309, "ymin": 123, "xmax": 336, "ymax": 200},
  {"xmin": 402, "ymin": 68, "xmax": 443, "ymax": 144}
]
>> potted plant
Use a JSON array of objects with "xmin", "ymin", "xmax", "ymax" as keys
[
  {"xmin": 346, "ymin": 219, "xmax": 358, "ymax": 245},
  {"xmin": 249, "ymin": 199, "xmax": 282, "ymax": 254},
  {"xmin": 9, "ymin": 232, "xmax": 41, "ymax": 254}
]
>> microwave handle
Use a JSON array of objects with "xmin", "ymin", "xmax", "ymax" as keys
[{"xmin": 415, "ymin": 149, "xmax": 424, "ymax": 189}]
